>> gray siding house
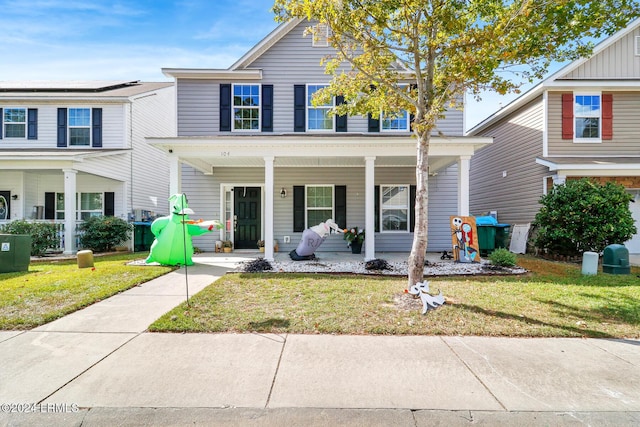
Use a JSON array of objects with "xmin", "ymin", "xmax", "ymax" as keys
[
  {"xmin": 469, "ymin": 19, "xmax": 640, "ymax": 254},
  {"xmin": 150, "ymin": 19, "xmax": 491, "ymax": 261},
  {"xmin": 0, "ymin": 80, "xmax": 175, "ymax": 254}
]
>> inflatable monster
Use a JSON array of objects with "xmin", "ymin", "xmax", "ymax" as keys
[{"xmin": 145, "ymin": 194, "xmax": 221, "ymax": 266}]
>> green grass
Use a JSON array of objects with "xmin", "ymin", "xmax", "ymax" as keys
[
  {"xmin": 150, "ymin": 256, "xmax": 640, "ymax": 338},
  {"xmin": 0, "ymin": 253, "xmax": 173, "ymax": 329}
]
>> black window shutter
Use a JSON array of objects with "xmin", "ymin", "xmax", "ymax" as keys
[
  {"xmin": 334, "ymin": 185, "xmax": 347, "ymax": 229},
  {"xmin": 335, "ymin": 96, "xmax": 347, "ymax": 132},
  {"xmin": 104, "ymin": 192, "xmax": 115, "ymax": 216},
  {"xmin": 374, "ymin": 185, "xmax": 380, "ymax": 232},
  {"xmin": 220, "ymin": 84, "xmax": 231, "ymax": 131},
  {"xmin": 410, "ymin": 185, "xmax": 416, "ymax": 232},
  {"xmin": 27, "ymin": 108, "xmax": 38, "ymax": 140},
  {"xmin": 0, "ymin": 108, "xmax": 3, "ymax": 139},
  {"xmin": 44, "ymin": 192, "xmax": 55, "ymax": 219},
  {"xmin": 293, "ymin": 185, "xmax": 305, "ymax": 232},
  {"xmin": 92, "ymin": 108, "xmax": 102, "ymax": 147},
  {"xmin": 409, "ymin": 84, "xmax": 417, "ymax": 130},
  {"xmin": 262, "ymin": 84, "xmax": 273, "ymax": 132},
  {"xmin": 57, "ymin": 108, "xmax": 67, "ymax": 147},
  {"xmin": 294, "ymin": 84, "xmax": 306, "ymax": 132},
  {"xmin": 368, "ymin": 113, "xmax": 380, "ymax": 132}
]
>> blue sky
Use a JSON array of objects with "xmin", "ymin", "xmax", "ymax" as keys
[{"xmin": 0, "ymin": 0, "xmax": 549, "ymax": 130}]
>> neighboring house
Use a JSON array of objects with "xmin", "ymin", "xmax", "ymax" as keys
[
  {"xmin": 149, "ymin": 19, "xmax": 491, "ymax": 261},
  {"xmin": 0, "ymin": 80, "xmax": 175, "ymax": 254},
  {"xmin": 468, "ymin": 19, "xmax": 640, "ymax": 254}
]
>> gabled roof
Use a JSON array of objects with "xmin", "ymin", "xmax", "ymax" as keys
[
  {"xmin": 230, "ymin": 19, "xmax": 302, "ymax": 70},
  {"xmin": 467, "ymin": 18, "xmax": 640, "ymax": 136}
]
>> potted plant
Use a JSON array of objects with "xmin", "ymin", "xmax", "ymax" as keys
[
  {"xmin": 257, "ymin": 240, "xmax": 265, "ymax": 252},
  {"xmin": 222, "ymin": 240, "xmax": 233, "ymax": 253},
  {"xmin": 343, "ymin": 227, "xmax": 365, "ymax": 254}
]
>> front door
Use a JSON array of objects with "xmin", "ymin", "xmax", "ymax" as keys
[
  {"xmin": 0, "ymin": 192, "xmax": 10, "ymax": 220},
  {"xmin": 233, "ymin": 187, "xmax": 261, "ymax": 249}
]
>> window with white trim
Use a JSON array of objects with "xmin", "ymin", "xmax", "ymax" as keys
[
  {"xmin": 54, "ymin": 192, "xmax": 103, "ymax": 220},
  {"xmin": 3, "ymin": 108, "xmax": 26, "ymax": 138},
  {"xmin": 307, "ymin": 84, "xmax": 334, "ymax": 131},
  {"xmin": 232, "ymin": 84, "xmax": 260, "ymax": 131},
  {"xmin": 574, "ymin": 94, "xmax": 600, "ymax": 140},
  {"xmin": 312, "ymin": 23, "xmax": 329, "ymax": 47},
  {"xmin": 306, "ymin": 185, "xmax": 333, "ymax": 227},
  {"xmin": 69, "ymin": 108, "xmax": 91, "ymax": 146},
  {"xmin": 635, "ymin": 36, "xmax": 640, "ymax": 56},
  {"xmin": 381, "ymin": 185, "xmax": 409, "ymax": 232},
  {"xmin": 381, "ymin": 110, "xmax": 410, "ymax": 132}
]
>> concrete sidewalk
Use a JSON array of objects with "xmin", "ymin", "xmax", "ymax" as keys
[{"xmin": 1, "ymin": 256, "xmax": 639, "ymax": 426}]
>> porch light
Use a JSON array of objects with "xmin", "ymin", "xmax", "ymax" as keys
[
  {"xmin": 280, "ymin": 188, "xmax": 287, "ymax": 198},
  {"xmin": 11, "ymin": 195, "xmax": 18, "ymax": 200}
]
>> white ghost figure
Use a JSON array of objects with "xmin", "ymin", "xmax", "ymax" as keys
[{"xmin": 407, "ymin": 281, "xmax": 445, "ymax": 314}]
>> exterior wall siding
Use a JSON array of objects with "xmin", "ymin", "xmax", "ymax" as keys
[
  {"xmin": 547, "ymin": 91, "xmax": 640, "ymax": 156},
  {"xmin": 470, "ymin": 96, "xmax": 548, "ymax": 225},
  {"xmin": 183, "ymin": 163, "xmax": 457, "ymax": 253}
]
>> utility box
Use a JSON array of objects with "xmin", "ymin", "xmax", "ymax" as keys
[
  {"xmin": 0, "ymin": 234, "xmax": 31, "ymax": 273},
  {"xmin": 602, "ymin": 244, "xmax": 630, "ymax": 275}
]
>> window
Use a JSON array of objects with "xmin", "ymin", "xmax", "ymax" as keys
[
  {"xmin": 574, "ymin": 94, "xmax": 600, "ymax": 140},
  {"xmin": 54, "ymin": 192, "xmax": 103, "ymax": 220},
  {"xmin": 307, "ymin": 85, "xmax": 333, "ymax": 131},
  {"xmin": 636, "ymin": 36, "xmax": 640, "ymax": 56},
  {"xmin": 232, "ymin": 84, "xmax": 260, "ymax": 131},
  {"xmin": 381, "ymin": 110, "xmax": 410, "ymax": 132},
  {"xmin": 306, "ymin": 185, "xmax": 333, "ymax": 227},
  {"xmin": 381, "ymin": 185, "xmax": 409, "ymax": 232},
  {"xmin": 3, "ymin": 108, "xmax": 26, "ymax": 138},
  {"xmin": 312, "ymin": 23, "xmax": 329, "ymax": 47},
  {"xmin": 69, "ymin": 108, "xmax": 91, "ymax": 146}
]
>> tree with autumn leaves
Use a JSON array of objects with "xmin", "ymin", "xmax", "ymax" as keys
[{"xmin": 273, "ymin": 0, "xmax": 639, "ymax": 287}]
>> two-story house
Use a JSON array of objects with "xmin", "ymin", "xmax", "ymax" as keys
[
  {"xmin": 0, "ymin": 80, "xmax": 175, "ymax": 254},
  {"xmin": 468, "ymin": 19, "xmax": 640, "ymax": 254},
  {"xmin": 149, "ymin": 19, "xmax": 491, "ymax": 261}
]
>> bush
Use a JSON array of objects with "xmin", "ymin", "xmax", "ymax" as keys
[
  {"xmin": 534, "ymin": 179, "xmax": 636, "ymax": 256},
  {"xmin": 0, "ymin": 220, "xmax": 58, "ymax": 256},
  {"xmin": 79, "ymin": 216, "xmax": 132, "ymax": 252},
  {"xmin": 488, "ymin": 248, "xmax": 517, "ymax": 267}
]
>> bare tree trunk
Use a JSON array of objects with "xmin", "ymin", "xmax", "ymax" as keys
[{"xmin": 408, "ymin": 130, "xmax": 429, "ymax": 288}]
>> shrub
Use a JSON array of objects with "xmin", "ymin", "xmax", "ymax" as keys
[
  {"xmin": 0, "ymin": 220, "xmax": 59, "ymax": 256},
  {"xmin": 488, "ymin": 248, "xmax": 517, "ymax": 267},
  {"xmin": 534, "ymin": 179, "xmax": 636, "ymax": 256},
  {"xmin": 79, "ymin": 216, "xmax": 132, "ymax": 252}
]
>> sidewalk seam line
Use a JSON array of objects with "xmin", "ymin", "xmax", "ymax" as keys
[
  {"xmin": 264, "ymin": 333, "xmax": 288, "ymax": 409},
  {"xmin": 36, "ymin": 332, "xmax": 144, "ymax": 405}
]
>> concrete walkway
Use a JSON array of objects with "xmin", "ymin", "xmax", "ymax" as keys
[{"xmin": 1, "ymin": 254, "xmax": 639, "ymax": 426}]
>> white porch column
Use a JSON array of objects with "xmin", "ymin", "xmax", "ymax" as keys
[
  {"xmin": 168, "ymin": 154, "xmax": 180, "ymax": 196},
  {"xmin": 264, "ymin": 156, "xmax": 275, "ymax": 262},
  {"xmin": 62, "ymin": 169, "xmax": 77, "ymax": 255},
  {"xmin": 457, "ymin": 156, "xmax": 471, "ymax": 216},
  {"xmin": 365, "ymin": 156, "xmax": 376, "ymax": 261}
]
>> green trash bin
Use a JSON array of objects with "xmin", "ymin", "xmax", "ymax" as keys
[
  {"xmin": 495, "ymin": 224, "xmax": 511, "ymax": 249},
  {"xmin": 475, "ymin": 216, "xmax": 497, "ymax": 257},
  {"xmin": 133, "ymin": 222, "xmax": 154, "ymax": 252},
  {"xmin": 0, "ymin": 234, "xmax": 31, "ymax": 273}
]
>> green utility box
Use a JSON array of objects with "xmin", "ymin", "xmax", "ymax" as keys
[
  {"xmin": 0, "ymin": 234, "xmax": 31, "ymax": 273},
  {"xmin": 602, "ymin": 244, "xmax": 630, "ymax": 275}
]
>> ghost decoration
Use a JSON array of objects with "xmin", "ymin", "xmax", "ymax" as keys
[
  {"xmin": 406, "ymin": 281, "xmax": 445, "ymax": 314},
  {"xmin": 145, "ymin": 194, "xmax": 221, "ymax": 266}
]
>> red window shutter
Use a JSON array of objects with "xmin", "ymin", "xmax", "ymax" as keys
[
  {"xmin": 602, "ymin": 93, "xmax": 613, "ymax": 140},
  {"xmin": 561, "ymin": 93, "xmax": 573, "ymax": 139}
]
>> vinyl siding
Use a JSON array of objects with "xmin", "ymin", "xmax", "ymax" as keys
[
  {"xmin": 559, "ymin": 27, "xmax": 640, "ymax": 79},
  {"xmin": 183, "ymin": 164, "xmax": 458, "ymax": 253},
  {"xmin": 547, "ymin": 91, "xmax": 640, "ymax": 156},
  {"xmin": 470, "ymin": 96, "xmax": 548, "ymax": 225}
]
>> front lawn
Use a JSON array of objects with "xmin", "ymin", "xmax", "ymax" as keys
[
  {"xmin": 150, "ymin": 256, "xmax": 640, "ymax": 338},
  {"xmin": 0, "ymin": 253, "xmax": 173, "ymax": 329}
]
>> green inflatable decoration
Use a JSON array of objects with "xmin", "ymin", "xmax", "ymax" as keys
[{"xmin": 145, "ymin": 194, "xmax": 221, "ymax": 266}]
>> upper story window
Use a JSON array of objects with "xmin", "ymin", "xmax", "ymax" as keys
[
  {"xmin": 307, "ymin": 84, "xmax": 334, "ymax": 131},
  {"xmin": 69, "ymin": 108, "xmax": 91, "ymax": 146},
  {"xmin": 381, "ymin": 185, "xmax": 409, "ymax": 232},
  {"xmin": 232, "ymin": 84, "xmax": 260, "ymax": 131},
  {"xmin": 574, "ymin": 94, "xmax": 600, "ymax": 141},
  {"xmin": 381, "ymin": 110, "xmax": 410, "ymax": 132},
  {"xmin": 3, "ymin": 108, "xmax": 26, "ymax": 138},
  {"xmin": 635, "ymin": 36, "xmax": 640, "ymax": 56},
  {"xmin": 312, "ymin": 23, "xmax": 329, "ymax": 47}
]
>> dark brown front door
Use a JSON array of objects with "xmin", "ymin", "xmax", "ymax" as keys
[
  {"xmin": 0, "ymin": 192, "xmax": 10, "ymax": 220},
  {"xmin": 234, "ymin": 187, "xmax": 261, "ymax": 249}
]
